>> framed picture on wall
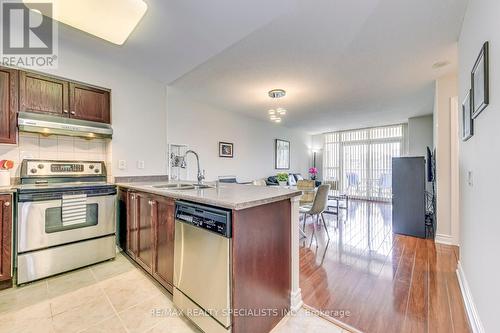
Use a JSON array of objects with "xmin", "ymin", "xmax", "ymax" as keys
[
  {"xmin": 275, "ymin": 139, "xmax": 290, "ymax": 169},
  {"xmin": 471, "ymin": 41, "xmax": 489, "ymax": 118},
  {"xmin": 462, "ymin": 90, "xmax": 473, "ymax": 141},
  {"xmin": 219, "ymin": 142, "xmax": 234, "ymax": 158}
]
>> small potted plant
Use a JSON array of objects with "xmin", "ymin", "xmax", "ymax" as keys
[
  {"xmin": 309, "ymin": 167, "xmax": 318, "ymax": 180},
  {"xmin": 0, "ymin": 160, "xmax": 14, "ymax": 187},
  {"xmin": 276, "ymin": 172, "xmax": 289, "ymax": 187}
]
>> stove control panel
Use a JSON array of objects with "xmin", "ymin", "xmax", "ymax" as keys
[{"xmin": 22, "ymin": 160, "xmax": 106, "ymax": 177}]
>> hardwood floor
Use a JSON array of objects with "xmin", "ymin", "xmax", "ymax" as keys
[{"xmin": 299, "ymin": 200, "xmax": 471, "ymax": 333}]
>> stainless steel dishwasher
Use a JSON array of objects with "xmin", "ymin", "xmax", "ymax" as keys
[{"xmin": 173, "ymin": 201, "xmax": 232, "ymax": 333}]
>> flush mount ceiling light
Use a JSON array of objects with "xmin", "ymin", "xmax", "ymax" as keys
[
  {"xmin": 267, "ymin": 89, "xmax": 287, "ymax": 123},
  {"xmin": 23, "ymin": 0, "xmax": 148, "ymax": 45},
  {"xmin": 268, "ymin": 89, "xmax": 286, "ymax": 99}
]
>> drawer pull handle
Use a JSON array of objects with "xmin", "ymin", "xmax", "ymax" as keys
[{"xmin": 4, "ymin": 202, "xmax": 10, "ymax": 207}]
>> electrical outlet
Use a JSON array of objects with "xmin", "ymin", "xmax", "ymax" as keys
[
  {"xmin": 137, "ymin": 160, "xmax": 145, "ymax": 169},
  {"xmin": 467, "ymin": 170, "xmax": 473, "ymax": 186},
  {"xmin": 118, "ymin": 160, "xmax": 126, "ymax": 170}
]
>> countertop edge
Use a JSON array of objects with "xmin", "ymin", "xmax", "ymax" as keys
[{"xmin": 116, "ymin": 183, "xmax": 301, "ymax": 210}]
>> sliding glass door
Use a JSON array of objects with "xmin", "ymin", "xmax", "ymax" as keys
[{"xmin": 323, "ymin": 124, "xmax": 407, "ymax": 201}]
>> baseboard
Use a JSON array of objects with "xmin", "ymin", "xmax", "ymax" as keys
[
  {"xmin": 456, "ymin": 261, "xmax": 484, "ymax": 333},
  {"xmin": 290, "ymin": 288, "xmax": 303, "ymax": 313},
  {"xmin": 435, "ymin": 233, "xmax": 455, "ymax": 245}
]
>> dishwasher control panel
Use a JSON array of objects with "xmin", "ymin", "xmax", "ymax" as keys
[{"xmin": 175, "ymin": 201, "xmax": 232, "ymax": 238}]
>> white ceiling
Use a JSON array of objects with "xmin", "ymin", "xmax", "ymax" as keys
[
  {"xmin": 56, "ymin": 0, "xmax": 292, "ymax": 83},
  {"xmin": 168, "ymin": 0, "xmax": 468, "ymax": 134},
  {"xmin": 56, "ymin": 0, "xmax": 468, "ymax": 134}
]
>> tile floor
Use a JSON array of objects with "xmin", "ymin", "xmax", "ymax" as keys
[{"xmin": 0, "ymin": 252, "xmax": 346, "ymax": 333}]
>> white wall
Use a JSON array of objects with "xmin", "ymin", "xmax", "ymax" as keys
[
  {"xmin": 1, "ymin": 29, "xmax": 168, "ymax": 179},
  {"xmin": 433, "ymin": 72, "xmax": 458, "ymax": 244},
  {"xmin": 408, "ymin": 115, "xmax": 433, "ymax": 157},
  {"xmin": 166, "ymin": 87, "xmax": 311, "ymax": 182},
  {"xmin": 458, "ymin": 0, "xmax": 500, "ymax": 331}
]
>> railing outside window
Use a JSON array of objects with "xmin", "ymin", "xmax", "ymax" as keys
[{"xmin": 323, "ymin": 124, "xmax": 407, "ymax": 201}]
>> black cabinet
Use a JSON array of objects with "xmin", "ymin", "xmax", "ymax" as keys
[{"xmin": 392, "ymin": 157, "xmax": 426, "ymax": 238}]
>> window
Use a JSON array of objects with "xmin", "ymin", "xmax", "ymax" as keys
[{"xmin": 323, "ymin": 124, "xmax": 407, "ymax": 201}]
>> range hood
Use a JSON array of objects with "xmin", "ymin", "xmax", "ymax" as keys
[{"xmin": 18, "ymin": 112, "xmax": 113, "ymax": 139}]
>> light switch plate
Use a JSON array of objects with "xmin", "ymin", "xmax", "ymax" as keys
[
  {"xmin": 118, "ymin": 160, "xmax": 126, "ymax": 170},
  {"xmin": 137, "ymin": 160, "xmax": 145, "ymax": 169}
]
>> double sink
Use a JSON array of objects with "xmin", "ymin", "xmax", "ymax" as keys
[{"xmin": 152, "ymin": 183, "xmax": 213, "ymax": 191}]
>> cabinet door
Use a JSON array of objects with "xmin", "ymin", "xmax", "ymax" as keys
[
  {"xmin": 69, "ymin": 83, "xmax": 110, "ymax": 123},
  {"xmin": 0, "ymin": 195, "xmax": 12, "ymax": 290},
  {"xmin": 0, "ymin": 67, "xmax": 18, "ymax": 144},
  {"xmin": 126, "ymin": 192, "xmax": 139, "ymax": 258},
  {"xmin": 19, "ymin": 71, "xmax": 69, "ymax": 116},
  {"xmin": 152, "ymin": 196, "xmax": 175, "ymax": 292},
  {"xmin": 136, "ymin": 193, "xmax": 154, "ymax": 273}
]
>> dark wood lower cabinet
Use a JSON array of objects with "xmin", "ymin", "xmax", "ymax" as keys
[
  {"xmin": 136, "ymin": 193, "xmax": 154, "ymax": 273},
  {"xmin": 123, "ymin": 190, "xmax": 175, "ymax": 292},
  {"xmin": 0, "ymin": 194, "xmax": 13, "ymax": 290},
  {"xmin": 232, "ymin": 200, "xmax": 291, "ymax": 333},
  {"xmin": 152, "ymin": 197, "xmax": 175, "ymax": 292}
]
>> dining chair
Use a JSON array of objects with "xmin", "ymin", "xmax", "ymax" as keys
[
  {"xmin": 300, "ymin": 184, "xmax": 331, "ymax": 240},
  {"xmin": 297, "ymin": 180, "xmax": 315, "ymax": 207}
]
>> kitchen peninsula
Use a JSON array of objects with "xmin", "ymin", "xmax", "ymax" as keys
[{"xmin": 117, "ymin": 181, "xmax": 303, "ymax": 333}]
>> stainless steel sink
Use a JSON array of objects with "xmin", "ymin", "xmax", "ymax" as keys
[
  {"xmin": 152, "ymin": 184, "xmax": 195, "ymax": 190},
  {"xmin": 151, "ymin": 183, "xmax": 213, "ymax": 191},
  {"xmin": 193, "ymin": 184, "xmax": 213, "ymax": 189}
]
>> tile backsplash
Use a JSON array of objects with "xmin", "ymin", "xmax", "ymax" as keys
[{"xmin": 0, "ymin": 132, "xmax": 110, "ymax": 178}]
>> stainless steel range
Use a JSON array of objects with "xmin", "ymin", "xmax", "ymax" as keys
[{"xmin": 16, "ymin": 159, "xmax": 117, "ymax": 284}]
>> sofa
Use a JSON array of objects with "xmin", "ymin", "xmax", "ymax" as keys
[{"xmin": 266, "ymin": 173, "xmax": 321, "ymax": 187}]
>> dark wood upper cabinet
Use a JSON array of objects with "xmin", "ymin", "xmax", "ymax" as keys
[
  {"xmin": 0, "ymin": 194, "xmax": 13, "ymax": 290},
  {"xmin": 19, "ymin": 71, "xmax": 69, "ymax": 116},
  {"xmin": 152, "ymin": 197, "xmax": 175, "ymax": 292},
  {"xmin": 69, "ymin": 83, "xmax": 110, "ymax": 124},
  {"xmin": 0, "ymin": 67, "xmax": 18, "ymax": 144},
  {"xmin": 136, "ymin": 192, "xmax": 154, "ymax": 273}
]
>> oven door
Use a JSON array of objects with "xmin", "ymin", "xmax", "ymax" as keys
[{"xmin": 17, "ymin": 192, "xmax": 116, "ymax": 253}]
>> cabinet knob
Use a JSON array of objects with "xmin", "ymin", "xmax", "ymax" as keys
[
  {"xmin": 4, "ymin": 202, "xmax": 10, "ymax": 207},
  {"xmin": 70, "ymin": 111, "xmax": 76, "ymax": 115},
  {"xmin": 63, "ymin": 110, "xmax": 69, "ymax": 114}
]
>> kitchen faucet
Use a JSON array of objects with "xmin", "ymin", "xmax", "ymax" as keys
[{"xmin": 181, "ymin": 150, "xmax": 205, "ymax": 185}]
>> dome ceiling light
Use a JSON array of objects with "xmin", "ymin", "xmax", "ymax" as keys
[{"xmin": 267, "ymin": 89, "xmax": 287, "ymax": 123}]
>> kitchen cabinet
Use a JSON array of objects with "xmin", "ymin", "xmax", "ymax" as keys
[
  {"xmin": 124, "ymin": 190, "xmax": 175, "ymax": 291},
  {"xmin": 136, "ymin": 192, "xmax": 154, "ymax": 273},
  {"xmin": 152, "ymin": 196, "xmax": 175, "ymax": 292},
  {"xmin": 0, "ymin": 194, "xmax": 13, "ymax": 290},
  {"xmin": 125, "ymin": 191, "xmax": 139, "ymax": 259},
  {"xmin": 0, "ymin": 66, "xmax": 18, "ymax": 144},
  {"xmin": 69, "ymin": 83, "xmax": 110, "ymax": 124},
  {"xmin": 19, "ymin": 71, "xmax": 69, "ymax": 116},
  {"xmin": 18, "ymin": 70, "xmax": 111, "ymax": 123}
]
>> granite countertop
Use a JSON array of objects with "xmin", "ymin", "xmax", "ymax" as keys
[
  {"xmin": 0, "ymin": 186, "xmax": 16, "ymax": 194},
  {"xmin": 116, "ymin": 181, "xmax": 302, "ymax": 210}
]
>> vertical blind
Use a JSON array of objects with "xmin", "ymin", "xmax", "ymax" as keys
[{"xmin": 323, "ymin": 124, "xmax": 407, "ymax": 201}]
